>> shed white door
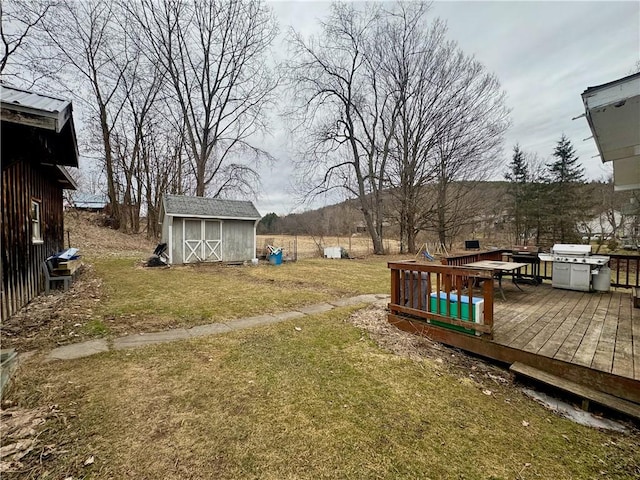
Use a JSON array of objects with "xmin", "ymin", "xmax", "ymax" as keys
[{"xmin": 183, "ymin": 219, "xmax": 222, "ymax": 263}]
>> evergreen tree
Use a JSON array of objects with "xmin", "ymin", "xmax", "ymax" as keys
[
  {"xmin": 547, "ymin": 134, "xmax": 585, "ymax": 184},
  {"xmin": 505, "ymin": 145, "xmax": 529, "ymax": 244},
  {"xmin": 257, "ymin": 213, "xmax": 279, "ymax": 234},
  {"xmin": 545, "ymin": 134, "xmax": 589, "ymax": 243}
]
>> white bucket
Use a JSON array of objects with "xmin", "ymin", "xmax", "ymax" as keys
[{"xmin": 592, "ymin": 266, "xmax": 611, "ymax": 292}]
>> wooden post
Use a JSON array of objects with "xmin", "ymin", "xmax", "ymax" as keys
[
  {"xmin": 390, "ymin": 265, "xmax": 399, "ymax": 307},
  {"xmin": 483, "ymin": 275, "xmax": 494, "ymax": 338}
]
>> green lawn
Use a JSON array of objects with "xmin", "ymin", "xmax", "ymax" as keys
[
  {"xmin": 9, "ymin": 309, "xmax": 639, "ymax": 479},
  {"xmin": 91, "ymin": 257, "xmax": 392, "ymax": 330}
]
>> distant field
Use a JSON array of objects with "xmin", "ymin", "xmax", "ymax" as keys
[{"xmin": 257, "ymin": 234, "xmax": 401, "ymax": 259}]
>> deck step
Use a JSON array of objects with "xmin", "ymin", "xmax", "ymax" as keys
[{"xmin": 510, "ymin": 362, "xmax": 640, "ymax": 420}]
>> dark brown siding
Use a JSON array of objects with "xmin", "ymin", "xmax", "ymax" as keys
[{"xmin": 1, "ymin": 155, "xmax": 65, "ymax": 320}]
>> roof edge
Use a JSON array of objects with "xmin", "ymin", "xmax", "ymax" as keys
[
  {"xmin": 582, "ymin": 71, "xmax": 640, "ymax": 96},
  {"xmin": 57, "ymin": 165, "xmax": 78, "ymax": 190},
  {"xmin": 165, "ymin": 213, "xmax": 261, "ymax": 221}
]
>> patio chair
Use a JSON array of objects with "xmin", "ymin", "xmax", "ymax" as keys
[{"xmin": 41, "ymin": 260, "xmax": 72, "ymax": 295}]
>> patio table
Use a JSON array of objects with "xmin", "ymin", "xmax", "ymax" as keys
[{"xmin": 463, "ymin": 260, "xmax": 528, "ymax": 300}]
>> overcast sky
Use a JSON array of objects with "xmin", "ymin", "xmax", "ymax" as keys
[{"xmin": 254, "ymin": 0, "xmax": 640, "ymax": 216}]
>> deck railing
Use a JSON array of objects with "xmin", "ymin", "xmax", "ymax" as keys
[
  {"xmin": 609, "ymin": 254, "xmax": 640, "ymax": 288},
  {"xmin": 441, "ymin": 249, "xmax": 506, "ymax": 267},
  {"xmin": 442, "ymin": 250, "xmax": 640, "ymax": 289},
  {"xmin": 442, "ymin": 249, "xmax": 548, "ymax": 284},
  {"xmin": 388, "ymin": 261, "xmax": 495, "ymax": 338}
]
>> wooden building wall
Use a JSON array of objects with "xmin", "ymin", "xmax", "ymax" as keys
[
  {"xmin": 1, "ymin": 157, "xmax": 65, "ymax": 320},
  {"xmin": 222, "ymin": 220, "xmax": 256, "ymax": 262}
]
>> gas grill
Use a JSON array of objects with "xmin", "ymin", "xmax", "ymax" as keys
[
  {"xmin": 538, "ymin": 244, "xmax": 610, "ymax": 291},
  {"xmin": 509, "ymin": 246, "xmax": 541, "ymax": 285}
]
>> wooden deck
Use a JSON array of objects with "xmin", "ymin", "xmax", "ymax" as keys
[
  {"xmin": 386, "ymin": 262, "xmax": 640, "ymax": 410},
  {"xmin": 492, "ymin": 282, "xmax": 639, "ymax": 382}
]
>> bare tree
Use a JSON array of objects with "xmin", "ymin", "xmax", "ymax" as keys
[
  {"xmin": 129, "ymin": 0, "xmax": 278, "ymax": 198},
  {"xmin": 287, "ymin": 2, "xmax": 508, "ymax": 254},
  {"xmin": 287, "ymin": 2, "xmax": 397, "ymax": 254},
  {"xmin": 0, "ymin": 0, "xmax": 55, "ymax": 83},
  {"xmin": 38, "ymin": 0, "xmax": 134, "ymax": 228},
  {"xmin": 383, "ymin": 9, "xmax": 452, "ymax": 253},
  {"xmin": 110, "ymin": 47, "xmax": 165, "ymax": 232},
  {"xmin": 393, "ymin": 36, "xmax": 509, "ymax": 250}
]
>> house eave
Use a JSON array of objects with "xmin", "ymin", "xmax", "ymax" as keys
[{"xmin": 582, "ymin": 72, "xmax": 640, "ymax": 191}]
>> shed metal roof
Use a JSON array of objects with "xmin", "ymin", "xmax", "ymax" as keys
[
  {"xmin": 1, "ymin": 84, "xmax": 73, "ymax": 133},
  {"xmin": 1, "ymin": 85, "xmax": 70, "ymax": 113},
  {"xmin": 71, "ymin": 192, "xmax": 108, "ymax": 208},
  {"xmin": 163, "ymin": 194, "xmax": 261, "ymax": 220},
  {"xmin": 1, "ymin": 84, "xmax": 79, "ymax": 167}
]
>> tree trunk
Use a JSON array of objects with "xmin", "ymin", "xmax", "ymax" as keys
[{"xmin": 100, "ymin": 104, "xmax": 121, "ymax": 228}]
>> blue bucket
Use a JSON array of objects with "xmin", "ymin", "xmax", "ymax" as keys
[{"xmin": 268, "ymin": 251, "xmax": 283, "ymax": 266}]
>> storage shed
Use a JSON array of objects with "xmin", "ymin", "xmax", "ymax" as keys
[
  {"xmin": 1, "ymin": 85, "xmax": 78, "ymax": 319},
  {"xmin": 159, "ymin": 195, "xmax": 261, "ymax": 264}
]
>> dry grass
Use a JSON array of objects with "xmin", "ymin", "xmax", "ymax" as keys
[
  {"xmin": 4, "ymin": 212, "xmax": 639, "ymax": 478},
  {"xmin": 5, "ymin": 308, "xmax": 639, "ymax": 479},
  {"xmin": 3, "ymin": 212, "xmax": 404, "ymax": 349},
  {"xmin": 88, "ymin": 256, "xmax": 393, "ymax": 336},
  {"xmin": 64, "ymin": 210, "xmax": 155, "ymax": 257},
  {"xmin": 257, "ymin": 234, "xmax": 403, "ymax": 259},
  {"xmin": 3, "ymin": 255, "xmax": 397, "ymax": 350}
]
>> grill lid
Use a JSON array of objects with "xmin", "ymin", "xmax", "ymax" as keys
[{"xmin": 552, "ymin": 244, "xmax": 592, "ymax": 256}]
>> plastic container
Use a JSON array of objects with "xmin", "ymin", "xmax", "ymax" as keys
[
  {"xmin": 324, "ymin": 247, "xmax": 341, "ymax": 259},
  {"xmin": 268, "ymin": 251, "xmax": 283, "ymax": 266},
  {"xmin": 592, "ymin": 266, "xmax": 611, "ymax": 292}
]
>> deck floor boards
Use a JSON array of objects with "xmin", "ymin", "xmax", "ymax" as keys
[
  {"xmin": 536, "ymin": 292, "xmax": 591, "ymax": 358},
  {"xmin": 572, "ymin": 294, "xmax": 610, "ymax": 367},
  {"xmin": 492, "ymin": 283, "xmax": 637, "ymax": 381},
  {"xmin": 551, "ymin": 294, "xmax": 599, "ymax": 363},
  {"xmin": 493, "ymin": 286, "xmax": 564, "ymax": 342},
  {"xmin": 523, "ymin": 293, "xmax": 583, "ymax": 354}
]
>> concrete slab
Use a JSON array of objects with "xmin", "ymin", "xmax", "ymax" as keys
[
  {"xmin": 113, "ymin": 329, "xmax": 191, "ymax": 350},
  {"xmin": 296, "ymin": 303, "xmax": 335, "ymax": 315},
  {"xmin": 328, "ymin": 297, "xmax": 365, "ymax": 307},
  {"xmin": 272, "ymin": 311, "xmax": 305, "ymax": 321},
  {"xmin": 373, "ymin": 299, "xmax": 390, "ymax": 308},
  {"xmin": 47, "ymin": 339, "xmax": 109, "ymax": 361},
  {"xmin": 227, "ymin": 315, "xmax": 280, "ymax": 330},
  {"xmin": 37, "ymin": 294, "xmax": 391, "ymax": 358},
  {"xmin": 187, "ymin": 323, "xmax": 232, "ymax": 338},
  {"xmin": 350, "ymin": 294, "xmax": 382, "ymax": 304}
]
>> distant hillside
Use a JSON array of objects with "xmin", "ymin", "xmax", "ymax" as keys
[
  {"xmin": 259, "ymin": 181, "xmax": 511, "ymax": 236},
  {"xmin": 258, "ymin": 180, "xmax": 620, "ymax": 248}
]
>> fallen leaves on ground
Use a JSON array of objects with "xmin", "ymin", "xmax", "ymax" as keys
[
  {"xmin": 347, "ymin": 306, "xmax": 515, "ymax": 392},
  {"xmin": 0, "ymin": 265, "xmax": 103, "ymax": 352},
  {"xmin": 0, "ymin": 404, "xmax": 62, "ymax": 473}
]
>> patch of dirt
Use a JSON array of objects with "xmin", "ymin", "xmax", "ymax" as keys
[
  {"xmin": 348, "ymin": 306, "xmax": 514, "ymax": 389},
  {"xmin": 1, "ymin": 264, "xmax": 104, "ymax": 352},
  {"xmin": 64, "ymin": 210, "xmax": 155, "ymax": 255}
]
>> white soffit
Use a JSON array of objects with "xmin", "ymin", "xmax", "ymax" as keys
[{"xmin": 582, "ymin": 73, "xmax": 640, "ymax": 191}]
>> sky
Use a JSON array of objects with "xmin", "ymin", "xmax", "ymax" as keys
[{"xmin": 253, "ymin": 0, "xmax": 640, "ymax": 215}]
